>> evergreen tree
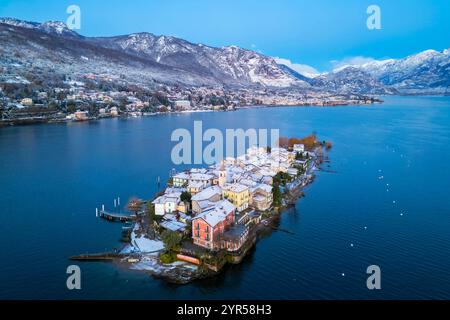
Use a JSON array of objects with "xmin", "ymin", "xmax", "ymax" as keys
[{"xmin": 272, "ymin": 183, "xmax": 282, "ymax": 207}]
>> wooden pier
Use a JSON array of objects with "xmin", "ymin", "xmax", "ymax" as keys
[
  {"xmin": 99, "ymin": 210, "xmax": 136, "ymax": 222},
  {"xmin": 69, "ymin": 253, "xmax": 124, "ymax": 261},
  {"xmin": 70, "ymin": 252, "xmax": 140, "ymax": 261}
]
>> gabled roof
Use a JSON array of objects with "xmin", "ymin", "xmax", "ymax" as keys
[
  {"xmin": 160, "ymin": 220, "xmax": 186, "ymax": 232},
  {"xmin": 223, "ymin": 183, "xmax": 249, "ymax": 193},
  {"xmin": 192, "ymin": 185, "xmax": 222, "ymax": 201},
  {"xmin": 190, "ymin": 172, "xmax": 214, "ymax": 181},
  {"xmin": 173, "ymin": 172, "xmax": 190, "ymax": 180},
  {"xmin": 193, "ymin": 199, "xmax": 235, "ymax": 227},
  {"xmin": 152, "ymin": 192, "xmax": 181, "ymax": 205}
]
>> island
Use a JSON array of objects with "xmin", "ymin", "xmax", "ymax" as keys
[{"xmin": 71, "ymin": 134, "xmax": 332, "ymax": 284}]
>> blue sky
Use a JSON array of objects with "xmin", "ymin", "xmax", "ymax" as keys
[{"xmin": 1, "ymin": 0, "xmax": 449, "ymax": 73}]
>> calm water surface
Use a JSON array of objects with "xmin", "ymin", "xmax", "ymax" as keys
[{"xmin": 1, "ymin": 96, "xmax": 450, "ymax": 299}]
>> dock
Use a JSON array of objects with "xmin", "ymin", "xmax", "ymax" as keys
[
  {"xmin": 99, "ymin": 210, "xmax": 136, "ymax": 222},
  {"xmin": 69, "ymin": 253, "xmax": 124, "ymax": 261},
  {"xmin": 70, "ymin": 252, "xmax": 140, "ymax": 261}
]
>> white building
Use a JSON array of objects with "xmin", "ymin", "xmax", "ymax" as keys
[
  {"xmin": 173, "ymin": 172, "xmax": 190, "ymax": 187},
  {"xmin": 188, "ymin": 173, "xmax": 214, "ymax": 188},
  {"xmin": 152, "ymin": 192, "xmax": 181, "ymax": 215},
  {"xmin": 293, "ymin": 144, "xmax": 305, "ymax": 153}
]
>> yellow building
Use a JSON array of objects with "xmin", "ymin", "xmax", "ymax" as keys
[
  {"xmin": 187, "ymin": 181, "xmax": 203, "ymax": 195},
  {"xmin": 222, "ymin": 183, "xmax": 249, "ymax": 212}
]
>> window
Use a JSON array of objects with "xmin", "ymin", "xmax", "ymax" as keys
[{"xmin": 205, "ymin": 226, "xmax": 210, "ymax": 241}]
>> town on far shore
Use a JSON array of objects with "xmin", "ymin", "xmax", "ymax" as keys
[
  {"xmin": 0, "ymin": 73, "xmax": 381, "ymax": 126},
  {"xmin": 72, "ymin": 135, "xmax": 332, "ymax": 283}
]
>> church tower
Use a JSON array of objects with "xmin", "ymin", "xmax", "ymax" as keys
[{"xmin": 218, "ymin": 161, "xmax": 227, "ymax": 187}]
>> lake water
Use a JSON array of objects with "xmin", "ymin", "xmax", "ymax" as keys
[{"xmin": 1, "ymin": 96, "xmax": 450, "ymax": 299}]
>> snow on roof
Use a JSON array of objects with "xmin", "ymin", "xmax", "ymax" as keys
[
  {"xmin": 165, "ymin": 194, "xmax": 181, "ymax": 202},
  {"xmin": 163, "ymin": 213, "xmax": 178, "ymax": 221},
  {"xmin": 259, "ymin": 169, "xmax": 276, "ymax": 177},
  {"xmin": 190, "ymin": 172, "xmax": 214, "ymax": 181},
  {"xmin": 152, "ymin": 193, "xmax": 180, "ymax": 205},
  {"xmin": 194, "ymin": 199, "xmax": 235, "ymax": 227},
  {"xmin": 165, "ymin": 187, "xmax": 186, "ymax": 194},
  {"xmin": 160, "ymin": 220, "xmax": 186, "ymax": 232},
  {"xmin": 178, "ymin": 212, "xmax": 192, "ymax": 221},
  {"xmin": 173, "ymin": 172, "xmax": 190, "ymax": 180},
  {"xmin": 196, "ymin": 200, "xmax": 216, "ymax": 211},
  {"xmin": 215, "ymin": 199, "xmax": 236, "ymax": 213},
  {"xmin": 257, "ymin": 183, "xmax": 272, "ymax": 193},
  {"xmin": 238, "ymin": 178, "xmax": 257, "ymax": 187},
  {"xmin": 195, "ymin": 211, "xmax": 224, "ymax": 227},
  {"xmin": 210, "ymin": 170, "xmax": 220, "ymax": 178},
  {"xmin": 152, "ymin": 195, "xmax": 165, "ymax": 204},
  {"xmin": 188, "ymin": 181, "xmax": 204, "ymax": 188},
  {"xmin": 190, "ymin": 168, "xmax": 208, "ymax": 174},
  {"xmin": 192, "ymin": 185, "xmax": 222, "ymax": 201},
  {"xmin": 223, "ymin": 183, "xmax": 249, "ymax": 193}
]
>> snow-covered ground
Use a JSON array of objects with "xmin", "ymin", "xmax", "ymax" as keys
[
  {"xmin": 128, "ymin": 228, "xmax": 165, "ymax": 253},
  {"xmin": 121, "ymin": 226, "xmax": 199, "ymax": 282}
]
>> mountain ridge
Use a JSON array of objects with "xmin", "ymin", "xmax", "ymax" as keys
[
  {"xmin": 0, "ymin": 17, "xmax": 306, "ymax": 88},
  {"xmin": 0, "ymin": 17, "xmax": 448, "ymax": 95}
]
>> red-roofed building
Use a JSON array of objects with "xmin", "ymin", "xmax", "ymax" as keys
[{"xmin": 192, "ymin": 199, "xmax": 246, "ymax": 251}]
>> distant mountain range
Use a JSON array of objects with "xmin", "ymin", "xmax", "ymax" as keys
[
  {"xmin": 303, "ymin": 49, "xmax": 450, "ymax": 95},
  {"xmin": 0, "ymin": 18, "xmax": 449, "ymax": 95}
]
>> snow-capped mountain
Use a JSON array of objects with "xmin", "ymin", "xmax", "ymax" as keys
[
  {"xmin": 276, "ymin": 63, "xmax": 315, "ymax": 84},
  {"xmin": 0, "ymin": 17, "xmax": 40, "ymax": 29},
  {"xmin": 38, "ymin": 21, "xmax": 82, "ymax": 38},
  {"xmin": 0, "ymin": 18, "xmax": 448, "ymax": 94},
  {"xmin": 310, "ymin": 67, "xmax": 396, "ymax": 95},
  {"xmin": 0, "ymin": 18, "xmax": 303, "ymax": 88},
  {"xmin": 94, "ymin": 33, "xmax": 307, "ymax": 87},
  {"xmin": 0, "ymin": 18, "xmax": 81, "ymax": 38},
  {"xmin": 333, "ymin": 49, "xmax": 450, "ymax": 94}
]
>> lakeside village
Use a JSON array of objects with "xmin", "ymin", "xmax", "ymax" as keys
[
  {"xmin": 0, "ymin": 72, "xmax": 381, "ymax": 126},
  {"xmin": 72, "ymin": 135, "xmax": 332, "ymax": 284}
]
